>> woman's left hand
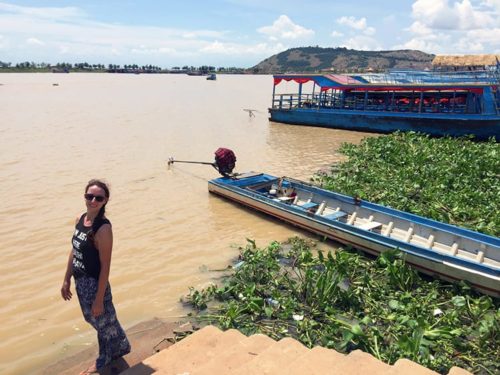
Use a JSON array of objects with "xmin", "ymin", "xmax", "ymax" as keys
[{"xmin": 91, "ymin": 299, "xmax": 104, "ymax": 317}]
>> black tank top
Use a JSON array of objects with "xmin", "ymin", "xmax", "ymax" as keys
[{"xmin": 71, "ymin": 214, "xmax": 111, "ymax": 279}]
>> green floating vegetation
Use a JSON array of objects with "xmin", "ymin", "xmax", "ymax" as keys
[
  {"xmin": 184, "ymin": 238, "xmax": 499, "ymax": 374},
  {"xmin": 312, "ymin": 132, "xmax": 499, "ymax": 237}
]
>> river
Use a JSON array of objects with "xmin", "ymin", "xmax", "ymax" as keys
[{"xmin": 0, "ymin": 73, "xmax": 372, "ymax": 374}]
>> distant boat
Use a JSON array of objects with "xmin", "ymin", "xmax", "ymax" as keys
[
  {"xmin": 209, "ymin": 172, "xmax": 500, "ymax": 297},
  {"xmin": 269, "ymin": 70, "xmax": 500, "ymax": 140},
  {"xmin": 206, "ymin": 73, "xmax": 216, "ymax": 81},
  {"xmin": 187, "ymin": 71, "xmax": 203, "ymax": 76}
]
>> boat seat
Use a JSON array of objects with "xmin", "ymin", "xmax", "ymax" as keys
[
  {"xmin": 322, "ymin": 211, "xmax": 347, "ymax": 220},
  {"xmin": 357, "ymin": 221, "xmax": 382, "ymax": 231},
  {"xmin": 299, "ymin": 202, "xmax": 319, "ymax": 210}
]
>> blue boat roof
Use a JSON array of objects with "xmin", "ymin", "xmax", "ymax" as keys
[{"xmin": 273, "ymin": 71, "xmax": 498, "ymax": 91}]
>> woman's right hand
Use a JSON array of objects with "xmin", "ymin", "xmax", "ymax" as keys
[{"xmin": 61, "ymin": 280, "xmax": 72, "ymax": 301}]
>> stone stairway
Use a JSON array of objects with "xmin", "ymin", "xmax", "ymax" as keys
[{"xmin": 123, "ymin": 325, "xmax": 472, "ymax": 375}]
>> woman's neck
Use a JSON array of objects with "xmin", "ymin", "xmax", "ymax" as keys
[{"xmin": 85, "ymin": 210, "xmax": 99, "ymax": 222}]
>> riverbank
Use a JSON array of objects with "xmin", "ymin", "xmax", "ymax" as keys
[{"xmin": 41, "ymin": 319, "xmax": 194, "ymax": 375}]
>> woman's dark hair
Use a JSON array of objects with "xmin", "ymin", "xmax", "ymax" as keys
[{"xmin": 85, "ymin": 179, "xmax": 110, "ymax": 237}]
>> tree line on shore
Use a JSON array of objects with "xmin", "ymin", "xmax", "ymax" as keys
[{"xmin": 0, "ymin": 61, "xmax": 246, "ymax": 74}]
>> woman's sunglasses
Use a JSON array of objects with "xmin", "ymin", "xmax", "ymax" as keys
[{"xmin": 84, "ymin": 193, "xmax": 106, "ymax": 202}]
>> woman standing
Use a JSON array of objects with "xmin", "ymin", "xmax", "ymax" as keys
[{"xmin": 61, "ymin": 179, "xmax": 130, "ymax": 374}]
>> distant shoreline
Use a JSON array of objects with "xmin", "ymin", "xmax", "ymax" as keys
[{"xmin": 0, "ymin": 68, "xmax": 247, "ymax": 74}]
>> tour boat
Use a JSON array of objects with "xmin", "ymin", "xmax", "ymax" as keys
[{"xmin": 269, "ymin": 70, "xmax": 500, "ymax": 140}]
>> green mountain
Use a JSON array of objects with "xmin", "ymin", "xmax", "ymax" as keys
[{"xmin": 250, "ymin": 47, "xmax": 435, "ymax": 73}]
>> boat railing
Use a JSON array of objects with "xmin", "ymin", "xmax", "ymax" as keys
[
  {"xmin": 271, "ymin": 93, "xmax": 317, "ymax": 110},
  {"xmin": 272, "ymin": 91, "xmax": 481, "ymax": 114}
]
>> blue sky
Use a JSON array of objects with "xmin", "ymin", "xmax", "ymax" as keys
[{"xmin": 0, "ymin": 0, "xmax": 498, "ymax": 68}]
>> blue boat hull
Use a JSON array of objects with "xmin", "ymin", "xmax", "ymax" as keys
[{"xmin": 269, "ymin": 108, "xmax": 500, "ymax": 140}]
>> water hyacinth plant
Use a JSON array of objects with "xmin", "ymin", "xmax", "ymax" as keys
[
  {"xmin": 184, "ymin": 238, "xmax": 499, "ymax": 374},
  {"xmin": 313, "ymin": 132, "xmax": 499, "ymax": 237},
  {"xmin": 183, "ymin": 132, "xmax": 499, "ymax": 373}
]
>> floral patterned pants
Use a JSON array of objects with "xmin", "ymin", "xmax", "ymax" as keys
[{"xmin": 75, "ymin": 276, "xmax": 131, "ymax": 369}]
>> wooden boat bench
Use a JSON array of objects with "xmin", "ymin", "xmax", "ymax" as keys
[
  {"xmin": 322, "ymin": 211, "xmax": 347, "ymax": 220},
  {"xmin": 296, "ymin": 201, "xmax": 319, "ymax": 212},
  {"xmin": 301, "ymin": 202, "xmax": 319, "ymax": 210},
  {"xmin": 357, "ymin": 221, "xmax": 383, "ymax": 231},
  {"xmin": 277, "ymin": 196, "xmax": 295, "ymax": 203}
]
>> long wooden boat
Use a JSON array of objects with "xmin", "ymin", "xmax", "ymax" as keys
[
  {"xmin": 208, "ymin": 172, "xmax": 500, "ymax": 297},
  {"xmin": 269, "ymin": 70, "xmax": 500, "ymax": 140}
]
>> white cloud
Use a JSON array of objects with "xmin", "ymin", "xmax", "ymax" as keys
[
  {"xmin": 466, "ymin": 27, "xmax": 500, "ymax": 44},
  {"xmin": 454, "ymin": 38, "xmax": 484, "ymax": 52},
  {"xmin": 0, "ymin": 1, "xmax": 84, "ymax": 19},
  {"xmin": 201, "ymin": 40, "xmax": 239, "ymax": 54},
  {"xmin": 364, "ymin": 27, "xmax": 376, "ymax": 36},
  {"xmin": 333, "ymin": 15, "xmax": 377, "ymax": 48},
  {"xmin": 395, "ymin": 0, "xmax": 500, "ymax": 54},
  {"xmin": 337, "ymin": 16, "xmax": 367, "ymax": 30},
  {"xmin": 131, "ymin": 46, "xmax": 177, "ymax": 55},
  {"xmin": 0, "ymin": 34, "xmax": 8, "ymax": 49},
  {"xmin": 408, "ymin": 21, "xmax": 433, "ymax": 36},
  {"xmin": 0, "ymin": 2, "xmax": 278, "ymax": 65},
  {"xmin": 412, "ymin": 0, "xmax": 495, "ymax": 30},
  {"xmin": 201, "ymin": 40, "xmax": 285, "ymax": 56},
  {"xmin": 395, "ymin": 37, "xmax": 445, "ymax": 53},
  {"xmin": 26, "ymin": 37, "xmax": 44, "ymax": 46},
  {"xmin": 258, "ymin": 15, "xmax": 314, "ymax": 41},
  {"xmin": 337, "ymin": 16, "xmax": 376, "ymax": 35},
  {"xmin": 341, "ymin": 35, "xmax": 382, "ymax": 50},
  {"xmin": 482, "ymin": 0, "xmax": 500, "ymax": 12}
]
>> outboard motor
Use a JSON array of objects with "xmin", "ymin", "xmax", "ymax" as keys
[{"xmin": 214, "ymin": 148, "xmax": 236, "ymax": 177}]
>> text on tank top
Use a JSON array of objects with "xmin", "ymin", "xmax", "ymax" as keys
[{"xmin": 72, "ymin": 213, "xmax": 111, "ymax": 279}]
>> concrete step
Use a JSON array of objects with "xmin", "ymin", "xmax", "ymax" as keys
[
  {"xmin": 160, "ymin": 327, "xmax": 248, "ymax": 375},
  {"xmin": 194, "ymin": 333, "xmax": 276, "ymax": 375},
  {"xmin": 283, "ymin": 346, "xmax": 347, "ymax": 375},
  {"xmin": 448, "ymin": 367, "xmax": 475, "ymax": 375},
  {"xmin": 232, "ymin": 336, "xmax": 309, "ymax": 375},
  {"xmin": 388, "ymin": 358, "xmax": 439, "ymax": 374},
  {"xmin": 123, "ymin": 325, "xmax": 240, "ymax": 375},
  {"xmin": 342, "ymin": 349, "xmax": 392, "ymax": 374},
  {"xmin": 124, "ymin": 325, "xmax": 474, "ymax": 375}
]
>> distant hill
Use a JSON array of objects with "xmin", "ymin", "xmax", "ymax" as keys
[{"xmin": 250, "ymin": 47, "xmax": 435, "ymax": 74}]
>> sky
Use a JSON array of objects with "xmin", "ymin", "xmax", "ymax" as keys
[{"xmin": 0, "ymin": 0, "xmax": 499, "ymax": 68}]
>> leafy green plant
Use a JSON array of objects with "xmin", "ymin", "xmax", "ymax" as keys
[
  {"xmin": 313, "ymin": 132, "xmax": 499, "ymax": 236},
  {"xmin": 184, "ymin": 238, "xmax": 499, "ymax": 374}
]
